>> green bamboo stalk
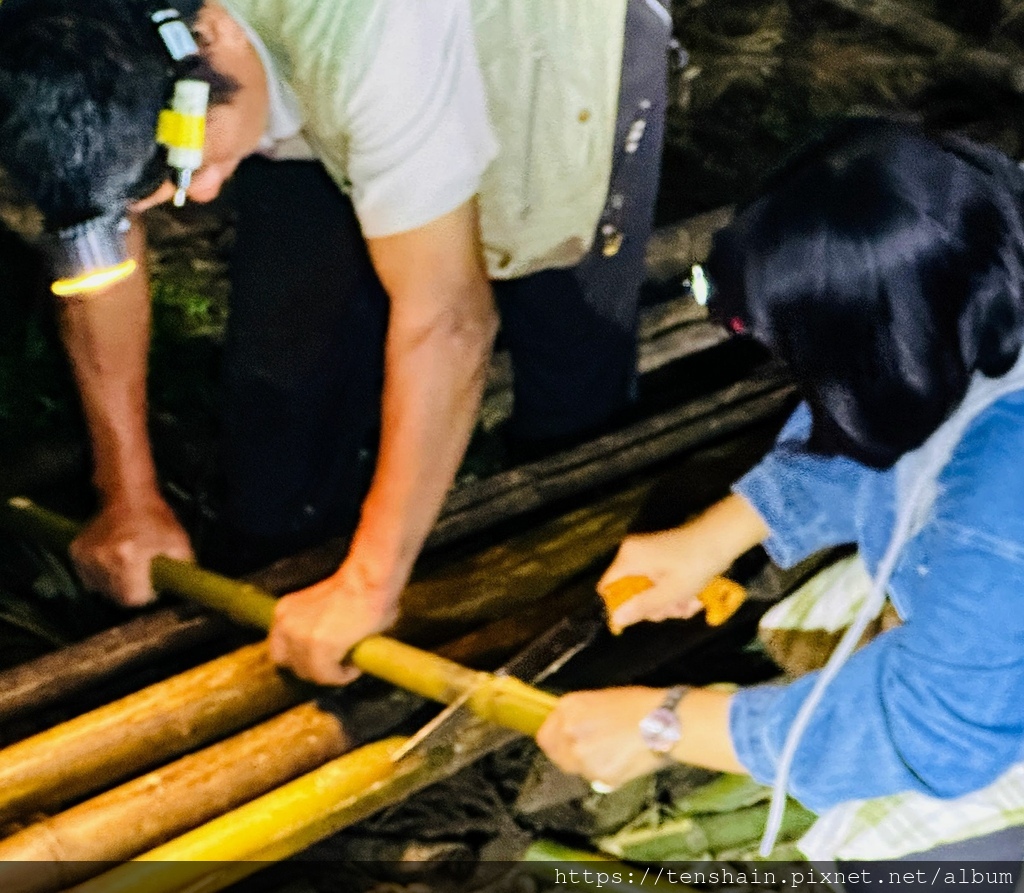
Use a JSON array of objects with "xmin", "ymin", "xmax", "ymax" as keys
[
  {"xmin": 598, "ymin": 801, "xmax": 816, "ymax": 862},
  {"xmin": 349, "ymin": 635, "xmax": 558, "ymax": 736},
  {"xmin": 1, "ymin": 498, "xmax": 560, "ymax": 737},
  {"xmin": 2, "ymin": 498, "xmax": 276, "ymax": 630}
]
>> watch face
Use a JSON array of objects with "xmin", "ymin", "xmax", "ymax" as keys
[{"xmin": 639, "ymin": 706, "xmax": 682, "ymax": 754}]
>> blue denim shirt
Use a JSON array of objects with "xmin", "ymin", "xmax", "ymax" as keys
[{"xmin": 729, "ymin": 393, "xmax": 1024, "ymax": 813}]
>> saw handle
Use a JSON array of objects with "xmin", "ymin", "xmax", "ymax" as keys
[{"xmin": 599, "ymin": 574, "xmax": 747, "ymax": 634}]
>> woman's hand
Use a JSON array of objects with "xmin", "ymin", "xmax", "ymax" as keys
[
  {"xmin": 600, "ymin": 528, "xmax": 718, "ymax": 631},
  {"xmin": 536, "ymin": 687, "xmax": 669, "ymax": 789},
  {"xmin": 600, "ymin": 494, "xmax": 769, "ymax": 633}
]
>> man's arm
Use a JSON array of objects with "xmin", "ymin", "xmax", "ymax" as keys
[
  {"xmin": 59, "ymin": 215, "xmax": 192, "ymax": 604},
  {"xmin": 268, "ymin": 198, "xmax": 498, "ymax": 684}
]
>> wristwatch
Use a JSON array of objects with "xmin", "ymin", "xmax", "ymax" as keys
[{"xmin": 638, "ymin": 685, "xmax": 688, "ymax": 754}]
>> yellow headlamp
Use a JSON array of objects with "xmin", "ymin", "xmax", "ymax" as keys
[
  {"xmin": 47, "ymin": 7, "xmax": 208, "ymax": 297},
  {"xmin": 156, "ymin": 78, "xmax": 210, "ymax": 208},
  {"xmin": 151, "ymin": 7, "xmax": 209, "ymax": 208}
]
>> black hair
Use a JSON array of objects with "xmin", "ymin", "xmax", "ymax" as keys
[
  {"xmin": 0, "ymin": 0, "xmax": 239, "ymax": 229},
  {"xmin": 706, "ymin": 117, "xmax": 1024, "ymax": 468}
]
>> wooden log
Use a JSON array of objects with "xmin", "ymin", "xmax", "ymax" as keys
[
  {"xmin": 0, "ymin": 642, "xmax": 304, "ymax": 825},
  {"xmin": 430, "ymin": 369, "xmax": 794, "ymax": 549},
  {"xmin": 0, "ymin": 702, "xmax": 352, "ymax": 893},
  {"xmin": 0, "ymin": 607, "xmax": 228, "ymax": 724}
]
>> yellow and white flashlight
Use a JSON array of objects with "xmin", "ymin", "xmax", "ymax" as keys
[
  {"xmin": 156, "ymin": 78, "xmax": 210, "ymax": 208},
  {"xmin": 46, "ymin": 6, "xmax": 209, "ymax": 296}
]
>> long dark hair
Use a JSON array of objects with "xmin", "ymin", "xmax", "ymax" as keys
[{"xmin": 706, "ymin": 117, "xmax": 1024, "ymax": 468}]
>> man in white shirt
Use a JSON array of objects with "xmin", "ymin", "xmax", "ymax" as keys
[{"xmin": 0, "ymin": 0, "xmax": 671, "ymax": 685}]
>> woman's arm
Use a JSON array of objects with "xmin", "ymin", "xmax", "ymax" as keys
[
  {"xmin": 542, "ymin": 400, "xmax": 1024, "ymax": 806},
  {"xmin": 602, "ymin": 494, "xmax": 768, "ymax": 631},
  {"xmin": 731, "ymin": 403, "xmax": 866, "ymax": 569},
  {"xmin": 537, "ymin": 685, "xmax": 744, "ymax": 789}
]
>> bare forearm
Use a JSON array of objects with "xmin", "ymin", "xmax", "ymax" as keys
[
  {"xmin": 351, "ymin": 291, "xmax": 496, "ymax": 591},
  {"xmin": 694, "ymin": 493, "xmax": 771, "ymax": 574},
  {"xmin": 55, "ymin": 217, "xmax": 191, "ymax": 604},
  {"xmin": 269, "ymin": 200, "xmax": 499, "ymax": 686},
  {"xmin": 673, "ymin": 688, "xmax": 746, "ymax": 774},
  {"xmin": 56, "ymin": 217, "xmax": 157, "ymax": 503}
]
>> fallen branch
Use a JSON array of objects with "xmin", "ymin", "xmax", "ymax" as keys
[{"xmin": 0, "ymin": 607, "xmax": 228, "ymax": 725}]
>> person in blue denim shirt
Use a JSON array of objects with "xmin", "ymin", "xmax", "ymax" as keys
[{"xmin": 537, "ymin": 117, "xmax": 1024, "ymax": 859}]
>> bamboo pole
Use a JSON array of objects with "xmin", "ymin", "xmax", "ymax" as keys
[
  {"xmin": 0, "ymin": 607, "xmax": 227, "ymax": 724},
  {"xmin": 0, "ymin": 591, "xmax": 599, "ymax": 891},
  {"xmin": 1, "ymin": 498, "xmax": 277, "ymax": 630},
  {"xmin": 71, "ymin": 734, "xmax": 687, "ymax": 893},
  {"xmin": 0, "ymin": 642, "xmax": 304, "ymax": 825},
  {"xmin": 0, "ymin": 702, "xmax": 352, "ymax": 893},
  {"xmin": 1, "ymin": 498, "xmax": 560, "ymax": 733},
  {"xmin": 0, "ymin": 498, "xmax": 578, "ymax": 846},
  {"xmin": 350, "ymin": 636, "xmax": 558, "ymax": 736},
  {"xmin": 72, "ymin": 711, "xmax": 532, "ymax": 893},
  {"xmin": 70, "ymin": 737, "xmax": 417, "ymax": 893}
]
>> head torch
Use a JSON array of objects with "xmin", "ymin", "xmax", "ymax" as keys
[
  {"xmin": 48, "ymin": 6, "xmax": 209, "ymax": 298},
  {"xmin": 687, "ymin": 264, "xmax": 713, "ymax": 307},
  {"xmin": 686, "ymin": 263, "xmax": 746, "ymax": 334}
]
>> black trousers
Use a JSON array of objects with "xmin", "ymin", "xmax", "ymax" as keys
[{"xmin": 218, "ymin": 0, "xmax": 671, "ymax": 556}]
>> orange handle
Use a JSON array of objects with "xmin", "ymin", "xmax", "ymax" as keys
[{"xmin": 599, "ymin": 574, "xmax": 747, "ymax": 634}]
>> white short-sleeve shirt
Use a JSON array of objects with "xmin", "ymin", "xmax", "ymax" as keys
[{"xmin": 243, "ymin": 0, "xmax": 498, "ymax": 237}]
